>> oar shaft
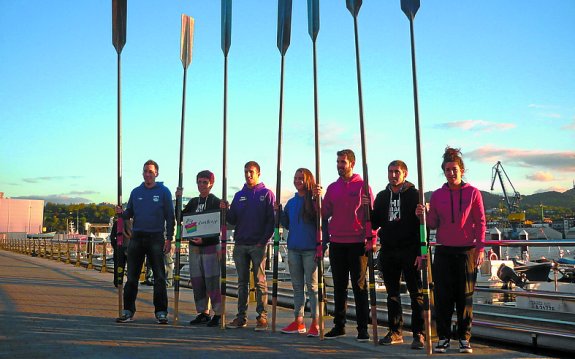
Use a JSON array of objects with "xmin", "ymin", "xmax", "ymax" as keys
[
  {"xmin": 220, "ymin": 54, "xmax": 229, "ymax": 330},
  {"xmin": 116, "ymin": 51, "xmax": 124, "ymax": 317},
  {"xmin": 351, "ymin": 13, "xmax": 378, "ymax": 346}
]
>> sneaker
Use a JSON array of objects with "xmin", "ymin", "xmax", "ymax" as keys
[
  {"xmin": 307, "ymin": 324, "xmax": 319, "ymax": 337},
  {"xmin": 207, "ymin": 315, "xmax": 221, "ymax": 327},
  {"xmin": 379, "ymin": 331, "xmax": 403, "ymax": 346},
  {"xmin": 356, "ymin": 329, "xmax": 370, "ymax": 342},
  {"xmin": 116, "ymin": 310, "xmax": 134, "ymax": 323},
  {"xmin": 254, "ymin": 317, "xmax": 268, "ymax": 332},
  {"xmin": 434, "ymin": 338, "xmax": 450, "ymax": 353},
  {"xmin": 324, "ymin": 326, "xmax": 345, "ymax": 339},
  {"xmin": 459, "ymin": 340, "xmax": 473, "ymax": 353},
  {"xmin": 411, "ymin": 333, "xmax": 424, "ymax": 350},
  {"xmin": 281, "ymin": 321, "xmax": 306, "ymax": 334},
  {"xmin": 189, "ymin": 313, "xmax": 211, "ymax": 325},
  {"xmin": 156, "ymin": 312, "xmax": 168, "ymax": 325},
  {"xmin": 226, "ymin": 317, "xmax": 247, "ymax": 329}
]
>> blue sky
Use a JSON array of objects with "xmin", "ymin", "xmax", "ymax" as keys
[{"xmin": 1, "ymin": 0, "xmax": 574, "ymax": 205}]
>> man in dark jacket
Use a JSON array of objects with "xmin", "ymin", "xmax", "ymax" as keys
[
  {"xmin": 371, "ymin": 160, "xmax": 424, "ymax": 349},
  {"xmin": 225, "ymin": 161, "xmax": 275, "ymax": 331}
]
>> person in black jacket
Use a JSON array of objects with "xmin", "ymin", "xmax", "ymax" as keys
[
  {"xmin": 371, "ymin": 160, "xmax": 424, "ymax": 349},
  {"xmin": 177, "ymin": 170, "xmax": 223, "ymax": 327}
]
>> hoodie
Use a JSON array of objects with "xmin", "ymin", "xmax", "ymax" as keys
[
  {"xmin": 182, "ymin": 193, "xmax": 221, "ymax": 247},
  {"xmin": 426, "ymin": 182, "xmax": 486, "ymax": 251},
  {"xmin": 123, "ymin": 181, "xmax": 175, "ymax": 240},
  {"xmin": 322, "ymin": 173, "xmax": 376, "ymax": 246},
  {"xmin": 280, "ymin": 193, "xmax": 317, "ymax": 251},
  {"xmin": 371, "ymin": 181, "xmax": 420, "ymax": 250},
  {"xmin": 226, "ymin": 182, "xmax": 275, "ymax": 246}
]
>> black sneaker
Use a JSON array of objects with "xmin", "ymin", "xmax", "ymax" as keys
[
  {"xmin": 207, "ymin": 315, "xmax": 221, "ymax": 327},
  {"xmin": 156, "ymin": 312, "xmax": 168, "ymax": 325},
  {"xmin": 189, "ymin": 313, "xmax": 211, "ymax": 325},
  {"xmin": 434, "ymin": 338, "xmax": 450, "ymax": 353},
  {"xmin": 116, "ymin": 310, "xmax": 134, "ymax": 323},
  {"xmin": 356, "ymin": 329, "xmax": 370, "ymax": 342},
  {"xmin": 459, "ymin": 340, "xmax": 473, "ymax": 353},
  {"xmin": 324, "ymin": 326, "xmax": 345, "ymax": 339},
  {"xmin": 411, "ymin": 333, "xmax": 424, "ymax": 350},
  {"xmin": 379, "ymin": 331, "xmax": 403, "ymax": 345}
]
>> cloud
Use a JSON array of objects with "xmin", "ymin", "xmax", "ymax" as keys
[
  {"xmin": 526, "ymin": 171, "xmax": 555, "ymax": 182},
  {"xmin": 528, "ymin": 104, "xmax": 547, "ymax": 109},
  {"xmin": 435, "ymin": 120, "xmax": 515, "ymax": 132},
  {"xmin": 22, "ymin": 176, "xmax": 82, "ymax": 183},
  {"xmin": 12, "ymin": 194, "xmax": 93, "ymax": 204},
  {"xmin": 541, "ymin": 113, "xmax": 562, "ymax": 119},
  {"xmin": 68, "ymin": 190, "xmax": 99, "ymax": 195},
  {"xmin": 562, "ymin": 119, "xmax": 575, "ymax": 131},
  {"xmin": 466, "ymin": 146, "xmax": 575, "ymax": 172}
]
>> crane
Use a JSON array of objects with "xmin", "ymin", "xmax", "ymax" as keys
[{"xmin": 490, "ymin": 161, "xmax": 525, "ymax": 225}]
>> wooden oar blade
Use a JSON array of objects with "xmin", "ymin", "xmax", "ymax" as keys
[
  {"xmin": 346, "ymin": 0, "xmax": 362, "ymax": 17},
  {"xmin": 112, "ymin": 0, "xmax": 127, "ymax": 54},
  {"xmin": 277, "ymin": 0, "xmax": 293, "ymax": 55},
  {"xmin": 401, "ymin": 0, "xmax": 420, "ymax": 20},
  {"xmin": 180, "ymin": 14, "xmax": 195, "ymax": 69},
  {"xmin": 307, "ymin": 0, "xmax": 320, "ymax": 41},
  {"xmin": 221, "ymin": 0, "xmax": 232, "ymax": 56}
]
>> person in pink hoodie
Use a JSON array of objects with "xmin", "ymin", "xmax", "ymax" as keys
[
  {"xmin": 416, "ymin": 147, "xmax": 486, "ymax": 354},
  {"xmin": 321, "ymin": 149, "xmax": 375, "ymax": 342}
]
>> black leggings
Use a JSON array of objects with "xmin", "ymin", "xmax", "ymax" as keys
[{"xmin": 432, "ymin": 246, "xmax": 477, "ymax": 341}]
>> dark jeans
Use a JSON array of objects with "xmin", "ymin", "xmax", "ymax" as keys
[
  {"xmin": 123, "ymin": 232, "xmax": 168, "ymax": 315},
  {"xmin": 379, "ymin": 246, "xmax": 424, "ymax": 336},
  {"xmin": 329, "ymin": 242, "xmax": 369, "ymax": 331},
  {"xmin": 432, "ymin": 246, "xmax": 477, "ymax": 341}
]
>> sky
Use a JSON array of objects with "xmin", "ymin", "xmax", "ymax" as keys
[{"xmin": 1, "ymin": 0, "xmax": 574, "ymax": 205}]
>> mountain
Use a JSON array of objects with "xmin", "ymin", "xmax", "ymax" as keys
[{"xmin": 424, "ymin": 187, "xmax": 575, "ymax": 211}]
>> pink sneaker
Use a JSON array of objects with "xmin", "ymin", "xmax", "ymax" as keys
[
  {"xmin": 281, "ymin": 321, "xmax": 306, "ymax": 334},
  {"xmin": 307, "ymin": 324, "xmax": 319, "ymax": 337}
]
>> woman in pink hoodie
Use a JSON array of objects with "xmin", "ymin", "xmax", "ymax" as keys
[{"xmin": 417, "ymin": 147, "xmax": 486, "ymax": 354}]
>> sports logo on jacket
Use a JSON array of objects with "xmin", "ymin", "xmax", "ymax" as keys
[
  {"xmin": 153, "ymin": 195, "xmax": 160, "ymax": 202},
  {"xmin": 260, "ymin": 195, "xmax": 265, "ymax": 202}
]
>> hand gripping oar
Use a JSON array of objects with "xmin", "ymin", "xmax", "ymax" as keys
[
  {"xmin": 345, "ymin": 0, "xmax": 378, "ymax": 345},
  {"xmin": 112, "ymin": 0, "xmax": 127, "ymax": 318},
  {"xmin": 220, "ymin": 0, "xmax": 232, "ymax": 330},
  {"xmin": 400, "ymin": 0, "xmax": 434, "ymax": 354},
  {"xmin": 306, "ymin": 0, "xmax": 326, "ymax": 340},
  {"xmin": 174, "ymin": 14, "xmax": 194, "ymax": 326},
  {"xmin": 272, "ymin": 0, "xmax": 292, "ymax": 333}
]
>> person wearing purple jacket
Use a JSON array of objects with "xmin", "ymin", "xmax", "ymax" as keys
[
  {"xmin": 225, "ymin": 161, "xmax": 275, "ymax": 331},
  {"xmin": 417, "ymin": 147, "xmax": 486, "ymax": 354}
]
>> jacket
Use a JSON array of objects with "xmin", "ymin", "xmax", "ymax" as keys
[
  {"xmin": 182, "ymin": 193, "xmax": 221, "ymax": 247},
  {"xmin": 321, "ymin": 173, "xmax": 375, "ymax": 246},
  {"xmin": 281, "ymin": 193, "xmax": 317, "ymax": 251},
  {"xmin": 426, "ymin": 182, "xmax": 486, "ymax": 251},
  {"xmin": 226, "ymin": 182, "xmax": 275, "ymax": 246},
  {"xmin": 371, "ymin": 181, "xmax": 420, "ymax": 251}
]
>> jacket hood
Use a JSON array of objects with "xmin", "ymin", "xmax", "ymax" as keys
[
  {"xmin": 337, "ymin": 173, "xmax": 362, "ymax": 184},
  {"xmin": 242, "ymin": 182, "xmax": 267, "ymax": 191},
  {"xmin": 441, "ymin": 181, "xmax": 470, "ymax": 190},
  {"xmin": 386, "ymin": 180, "xmax": 415, "ymax": 193}
]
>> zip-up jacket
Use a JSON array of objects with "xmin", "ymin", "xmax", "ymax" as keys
[
  {"xmin": 322, "ymin": 173, "xmax": 376, "ymax": 246},
  {"xmin": 426, "ymin": 182, "xmax": 486, "ymax": 251},
  {"xmin": 182, "ymin": 193, "xmax": 221, "ymax": 247},
  {"xmin": 123, "ymin": 181, "xmax": 175, "ymax": 240},
  {"xmin": 226, "ymin": 182, "xmax": 275, "ymax": 246},
  {"xmin": 280, "ymin": 193, "xmax": 316, "ymax": 251},
  {"xmin": 371, "ymin": 181, "xmax": 420, "ymax": 251}
]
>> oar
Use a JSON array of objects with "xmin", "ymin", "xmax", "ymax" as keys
[
  {"xmin": 112, "ymin": 0, "xmax": 127, "ymax": 318},
  {"xmin": 400, "ymin": 0, "xmax": 433, "ymax": 354},
  {"xmin": 272, "ymin": 0, "xmax": 292, "ymax": 333},
  {"xmin": 174, "ymin": 14, "xmax": 194, "ymax": 326},
  {"xmin": 306, "ymin": 0, "xmax": 326, "ymax": 340},
  {"xmin": 220, "ymin": 0, "xmax": 232, "ymax": 330},
  {"xmin": 345, "ymin": 0, "xmax": 378, "ymax": 345}
]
